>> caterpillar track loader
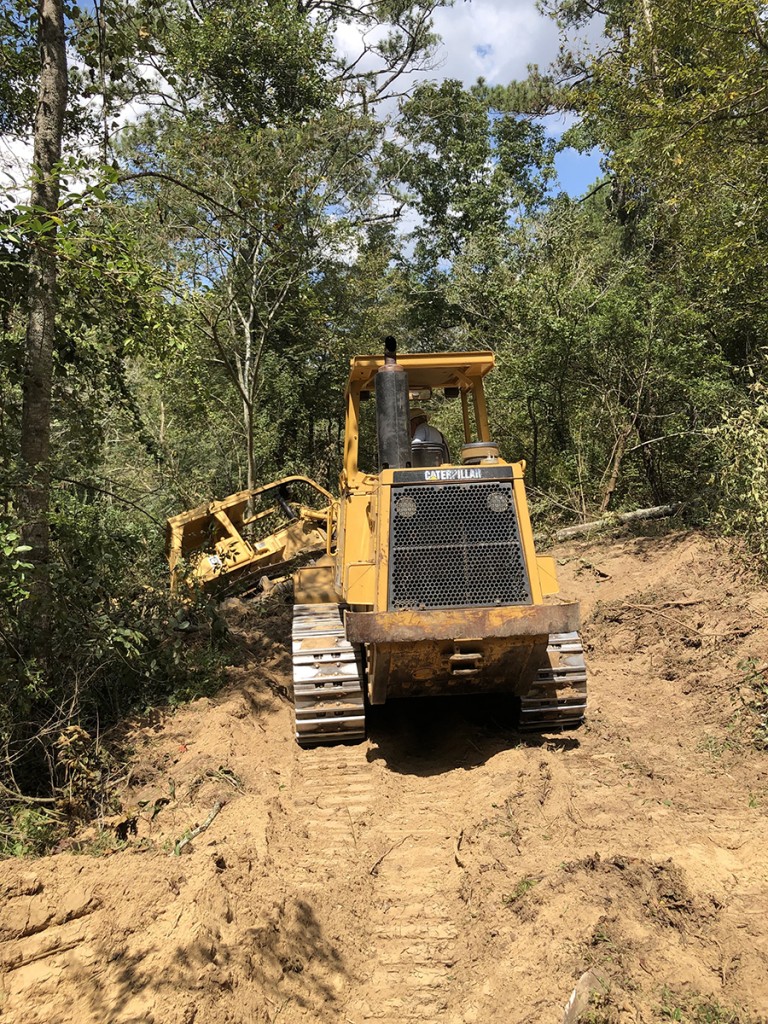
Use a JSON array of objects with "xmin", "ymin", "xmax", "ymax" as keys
[{"xmin": 167, "ymin": 341, "xmax": 587, "ymax": 745}]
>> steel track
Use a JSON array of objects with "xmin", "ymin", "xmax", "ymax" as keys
[
  {"xmin": 519, "ymin": 630, "xmax": 588, "ymax": 731},
  {"xmin": 292, "ymin": 606, "xmax": 586, "ymax": 742},
  {"xmin": 292, "ymin": 603, "xmax": 366, "ymax": 746}
]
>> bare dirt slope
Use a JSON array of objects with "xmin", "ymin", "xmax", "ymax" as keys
[{"xmin": 2, "ymin": 530, "xmax": 768, "ymax": 1024}]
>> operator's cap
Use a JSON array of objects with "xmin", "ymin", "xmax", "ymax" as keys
[{"xmin": 410, "ymin": 407, "xmax": 428, "ymax": 421}]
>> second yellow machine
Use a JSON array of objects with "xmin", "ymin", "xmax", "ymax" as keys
[{"xmin": 167, "ymin": 340, "xmax": 588, "ymax": 744}]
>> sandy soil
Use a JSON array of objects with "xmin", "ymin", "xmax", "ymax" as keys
[{"xmin": 2, "ymin": 530, "xmax": 768, "ymax": 1023}]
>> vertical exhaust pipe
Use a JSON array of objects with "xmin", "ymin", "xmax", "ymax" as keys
[{"xmin": 375, "ymin": 336, "xmax": 411, "ymax": 470}]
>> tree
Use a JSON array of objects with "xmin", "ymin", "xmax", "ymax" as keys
[
  {"xmin": 375, "ymin": 80, "xmax": 556, "ymax": 347},
  {"xmin": 19, "ymin": 0, "xmax": 68, "ymax": 637},
  {"xmin": 0, "ymin": 0, "xmax": 38, "ymax": 135},
  {"xmin": 541, "ymin": 0, "xmax": 768, "ymax": 364},
  {"xmin": 113, "ymin": 0, "xmax": 451, "ymax": 491}
]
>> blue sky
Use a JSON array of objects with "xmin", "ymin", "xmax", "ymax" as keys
[
  {"xmin": 431, "ymin": 1, "xmax": 603, "ymax": 197},
  {"xmin": 554, "ymin": 146, "xmax": 604, "ymax": 198}
]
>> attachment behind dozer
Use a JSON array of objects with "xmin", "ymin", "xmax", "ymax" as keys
[{"xmin": 166, "ymin": 476, "xmax": 336, "ymax": 593}]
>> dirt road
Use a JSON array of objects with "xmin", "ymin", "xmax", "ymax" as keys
[{"xmin": 2, "ymin": 531, "xmax": 768, "ymax": 1023}]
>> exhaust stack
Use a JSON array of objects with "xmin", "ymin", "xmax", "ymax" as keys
[{"xmin": 375, "ymin": 336, "xmax": 411, "ymax": 470}]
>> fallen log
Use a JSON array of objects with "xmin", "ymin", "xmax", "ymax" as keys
[{"xmin": 555, "ymin": 503, "xmax": 682, "ymax": 542}]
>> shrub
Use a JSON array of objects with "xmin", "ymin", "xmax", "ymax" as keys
[
  {"xmin": 715, "ymin": 392, "xmax": 768, "ymax": 561},
  {"xmin": 0, "ymin": 495, "xmax": 228, "ymax": 856}
]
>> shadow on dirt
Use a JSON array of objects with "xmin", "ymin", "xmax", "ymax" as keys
[
  {"xmin": 365, "ymin": 693, "xmax": 580, "ymax": 777},
  {"xmin": 221, "ymin": 598, "xmax": 294, "ymax": 712},
  {"xmin": 72, "ymin": 891, "xmax": 348, "ymax": 1023}
]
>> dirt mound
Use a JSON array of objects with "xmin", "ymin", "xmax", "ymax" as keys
[{"xmin": 2, "ymin": 531, "xmax": 768, "ymax": 1023}]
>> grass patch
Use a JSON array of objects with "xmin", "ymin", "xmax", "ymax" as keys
[
  {"xmin": 582, "ymin": 991, "xmax": 617, "ymax": 1024},
  {"xmin": 736, "ymin": 658, "xmax": 768, "ymax": 749},
  {"xmin": 0, "ymin": 806, "xmax": 64, "ymax": 858},
  {"xmin": 502, "ymin": 875, "xmax": 540, "ymax": 905},
  {"xmin": 660, "ymin": 987, "xmax": 748, "ymax": 1023}
]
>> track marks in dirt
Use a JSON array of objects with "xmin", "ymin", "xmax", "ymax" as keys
[
  {"xmin": 269, "ymin": 746, "xmax": 471, "ymax": 1023},
  {"xmin": 5, "ymin": 533, "xmax": 768, "ymax": 1023},
  {"xmin": 0, "ymin": 875, "xmax": 108, "ymax": 1024},
  {"xmin": 292, "ymin": 746, "xmax": 374, "ymax": 886},
  {"xmin": 360, "ymin": 788, "xmax": 463, "ymax": 1023},
  {"xmin": 257, "ymin": 745, "xmax": 376, "ymax": 1019}
]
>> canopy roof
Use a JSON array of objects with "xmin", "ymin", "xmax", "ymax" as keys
[{"xmin": 348, "ymin": 351, "xmax": 495, "ymax": 393}]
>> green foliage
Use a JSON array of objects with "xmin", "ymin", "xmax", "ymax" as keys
[
  {"xmin": 1, "ymin": 806, "xmax": 63, "ymax": 858},
  {"xmin": 541, "ymin": 0, "xmax": 768, "ymax": 361},
  {"xmin": 48, "ymin": 492, "xmax": 225, "ymax": 710},
  {"xmin": 659, "ymin": 986, "xmax": 745, "ymax": 1023},
  {"xmin": 381, "ymin": 6, "xmax": 756, "ymax": 522},
  {"xmin": 0, "ymin": 0, "xmax": 37, "ymax": 135},
  {"xmin": 0, "ymin": 518, "xmax": 40, "ymax": 769},
  {"xmin": 162, "ymin": 0, "xmax": 335, "ymax": 128},
  {"xmin": 386, "ymin": 78, "xmax": 553, "ymax": 272},
  {"xmin": 0, "ymin": 491, "xmax": 227, "ymax": 853},
  {"xmin": 0, "ymin": 525, "xmax": 32, "ymax": 615},
  {"xmin": 715, "ymin": 389, "xmax": 768, "ymax": 558}
]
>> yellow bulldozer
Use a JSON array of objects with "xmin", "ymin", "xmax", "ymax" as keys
[{"xmin": 167, "ymin": 341, "xmax": 587, "ymax": 745}]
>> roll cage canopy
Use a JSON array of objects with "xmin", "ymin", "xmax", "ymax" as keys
[
  {"xmin": 343, "ymin": 351, "xmax": 496, "ymax": 478},
  {"xmin": 346, "ymin": 350, "xmax": 495, "ymax": 393}
]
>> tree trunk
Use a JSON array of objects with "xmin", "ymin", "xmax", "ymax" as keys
[
  {"xmin": 600, "ymin": 426, "xmax": 631, "ymax": 514},
  {"xmin": 639, "ymin": 0, "xmax": 663, "ymax": 96},
  {"xmin": 637, "ymin": 417, "xmax": 667, "ymax": 504},
  {"xmin": 93, "ymin": 0, "xmax": 109, "ymax": 162},
  {"xmin": 243, "ymin": 398, "xmax": 256, "ymax": 493},
  {"xmin": 526, "ymin": 396, "xmax": 538, "ymax": 488},
  {"xmin": 555, "ymin": 503, "xmax": 682, "ymax": 541},
  {"xmin": 19, "ymin": 0, "xmax": 68, "ymax": 641}
]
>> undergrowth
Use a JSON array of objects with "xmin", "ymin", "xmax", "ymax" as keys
[
  {"xmin": 735, "ymin": 658, "xmax": 768, "ymax": 750},
  {"xmin": 502, "ymin": 875, "xmax": 540, "ymax": 905},
  {"xmin": 660, "ymin": 987, "xmax": 748, "ymax": 1023},
  {"xmin": 716, "ymin": 396, "xmax": 768, "ymax": 564},
  {"xmin": 0, "ymin": 499, "xmax": 229, "ymax": 858}
]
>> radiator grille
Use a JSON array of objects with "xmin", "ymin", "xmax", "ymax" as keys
[{"xmin": 389, "ymin": 481, "xmax": 532, "ymax": 610}]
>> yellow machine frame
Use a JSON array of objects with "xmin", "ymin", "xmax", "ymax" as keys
[
  {"xmin": 292, "ymin": 351, "xmax": 577, "ymax": 705},
  {"xmin": 295, "ymin": 351, "xmax": 557, "ymax": 608}
]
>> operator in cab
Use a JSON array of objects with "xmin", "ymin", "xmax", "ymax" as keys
[{"xmin": 410, "ymin": 407, "xmax": 449, "ymax": 464}]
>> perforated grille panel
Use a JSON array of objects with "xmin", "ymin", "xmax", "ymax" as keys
[{"xmin": 389, "ymin": 481, "xmax": 532, "ymax": 610}]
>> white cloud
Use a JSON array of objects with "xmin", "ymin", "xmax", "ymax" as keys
[
  {"xmin": 430, "ymin": 0, "xmax": 560, "ymax": 86},
  {"xmin": 333, "ymin": 1, "xmax": 563, "ymax": 117}
]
